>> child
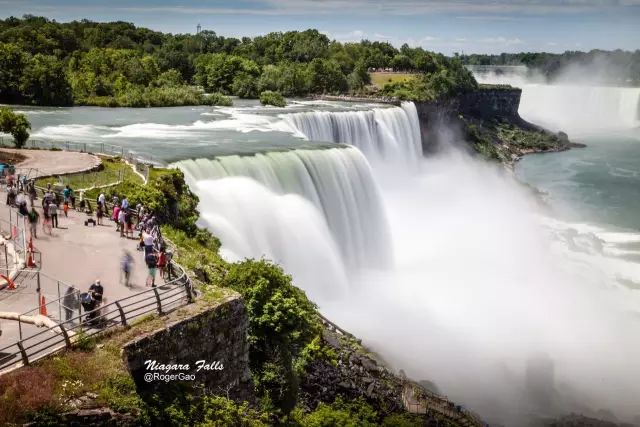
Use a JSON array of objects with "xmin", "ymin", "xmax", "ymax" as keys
[{"xmin": 157, "ymin": 249, "xmax": 167, "ymax": 279}]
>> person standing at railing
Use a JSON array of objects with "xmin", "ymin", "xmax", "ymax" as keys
[
  {"xmin": 145, "ymin": 250, "xmax": 157, "ymax": 287},
  {"xmin": 63, "ymin": 286, "xmax": 79, "ymax": 323},
  {"xmin": 118, "ymin": 207, "xmax": 126, "ymax": 238}
]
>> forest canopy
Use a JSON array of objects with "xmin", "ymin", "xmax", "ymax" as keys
[
  {"xmin": 459, "ymin": 50, "xmax": 640, "ymax": 85},
  {"xmin": 0, "ymin": 15, "xmax": 477, "ymax": 106}
]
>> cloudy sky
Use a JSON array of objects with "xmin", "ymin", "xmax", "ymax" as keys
[{"xmin": 1, "ymin": 0, "xmax": 639, "ymax": 54}]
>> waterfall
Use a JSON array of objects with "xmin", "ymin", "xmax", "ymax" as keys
[
  {"xmin": 472, "ymin": 69, "xmax": 640, "ymax": 132},
  {"xmin": 281, "ymin": 102, "xmax": 423, "ymax": 167},
  {"xmin": 175, "ymin": 147, "xmax": 392, "ymax": 280}
]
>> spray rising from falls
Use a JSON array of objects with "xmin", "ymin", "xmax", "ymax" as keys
[
  {"xmin": 282, "ymin": 102, "xmax": 423, "ymax": 167},
  {"xmin": 474, "ymin": 70, "xmax": 640, "ymax": 133},
  {"xmin": 176, "ymin": 147, "xmax": 392, "ymax": 290}
]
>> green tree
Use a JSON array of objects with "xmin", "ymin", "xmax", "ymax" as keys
[
  {"xmin": 0, "ymin": 42, "xmax": 28, "ymax": 103},
  {"xmin": 347, "ymin": 60, "xmax": 371, "ymax": 92},
  {"xmin": 0, "ymin": 108, "xmax": 31, "ymax": 148},
  {"xmin": 222, "ymin": 259, "xmax": 320, "ymax": 412},
  {"xmin": 307, "ymin": 58, "xmax": 348, "ymax": 94},
  {"xmin": 20, "ymin": 54, "xmax": 73, "ymax": 105}
]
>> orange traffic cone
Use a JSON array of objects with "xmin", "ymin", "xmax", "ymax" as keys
[
  {"xmin": 27, "ymin": 250, "xmax": 36, "ymax": 268},
  {"xmin": 39, "ymin": 295, "xmax": 47, "ymax": 316}
]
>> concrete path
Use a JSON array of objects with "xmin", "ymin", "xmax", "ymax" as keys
[
  {"xmin": 0, "ymin": 191, "xmax": 165, "ymax": 351},
  {"xmin": 0, "ymin": 148, "xmax": 100, "ymax": 178}
]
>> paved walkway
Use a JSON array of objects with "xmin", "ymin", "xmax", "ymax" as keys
[
  {"xmin": 0, "ymin": 192, "xmax": 163, "ymax": 350},
  {"xmin": 0, "ymin": 148, "xmax": 100, "ymax": 178}
]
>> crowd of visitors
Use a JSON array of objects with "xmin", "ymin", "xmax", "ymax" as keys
[{"xmin": 3, "ymin": 174, "xmax": 175, "ymax": 329}]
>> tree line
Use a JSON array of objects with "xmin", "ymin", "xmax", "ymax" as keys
[
  {"xmin": 459, "ymin": 49, "xmax": 640, "ymax": 85},
  {"xmin": 0, "ymin": 15, "xmax": 477, "ymax": 107}
]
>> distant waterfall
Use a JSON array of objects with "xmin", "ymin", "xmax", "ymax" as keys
[
  {"xmin": 473, "ymin": 69, "xmax": 640, "ymax": 132},
  {"xmin": 281, "ymin": 102, "xmax": 423, "ymax": 167},
  {"xmin": 176, "ymin": 147, "xmax": 392, "ymax": 280}
]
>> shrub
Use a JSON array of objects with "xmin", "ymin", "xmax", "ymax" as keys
[
  {"xmin": 0, "ymin": 107, "xmax": 31, "ymax": 148},
  {"xmin": 223, "ymin": 259, "xmax": 320, "ymax": 412},
  {"xmin": 259, "ymin": 90, "xmax": 286, "ymax": 107},
  {"xmin": 202, "ymin": 92, "xmax": 233, "ymax": 106}
]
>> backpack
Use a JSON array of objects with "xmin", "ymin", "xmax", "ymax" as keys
[{"xmin": 145, "ymin": 252, "xmax": 157, "ymax": 268}]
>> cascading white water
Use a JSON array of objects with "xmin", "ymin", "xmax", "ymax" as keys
[
  {"xmin": 176, "ymin": 147, "xmax": 391, "ymax": 276},
  {"xmin": 281, "ymin": 102, "xmax": 423, "ymax": 168},
  {"xmin": 473, "ymin": 69, "xmax": 640, "ymax": 133},
  {"xmin": 175, "ymin": 97, "xmax": 640, "ymax": 423}
]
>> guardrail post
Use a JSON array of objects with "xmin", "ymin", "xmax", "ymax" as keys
[
  {"xmin": 153, "ymin": 287, "xmax": 163, "ymax": 315},
  {"xmin": 17, "ymin": 341, "xmax": 29, "ymax": 366},
  {"xmin": 115, "ymin": 301, "xmax": 127, "ymax": 325},
  {"xmin": 184, "ymin": 280, "xmax": 193, "ymax": 303},
  {"xmin": 59, "ymin": 324, "xmax": 72, "ymax": 348},
  {"xmin": 18, "ymin": 314, "xmax": 23, "ymax": 340}
]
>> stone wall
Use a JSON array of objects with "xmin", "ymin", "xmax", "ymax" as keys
[{"xmin": 122, "ymin": 295, "xmax": 254, "ymax": 402}]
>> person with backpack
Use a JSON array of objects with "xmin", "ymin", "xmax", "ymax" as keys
[{"xmin": 145, "ymin": 251, "xmax": 157, "ymax": 287}]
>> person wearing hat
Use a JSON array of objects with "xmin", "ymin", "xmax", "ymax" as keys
[
  {"xmin": 89, "ymin": 279, "xmax": 103, "ymax": 303},
  {"xmin": 87, "ymin": 279, "xmax": 104, "ymax": 325}
]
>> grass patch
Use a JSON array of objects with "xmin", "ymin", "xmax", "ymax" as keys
[
  {"xmin": 369, "ymin": 72, "xmax": 417, "ymax": 89},
  {"xmin": 36, "ymin": 156, "xmax": 143, "ymax": 190}
]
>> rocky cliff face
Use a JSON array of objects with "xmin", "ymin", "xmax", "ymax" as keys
[
  {"xmin": 415, "ymin": 88, "xmax": 573, "ymax": 162},
  {"xmin": 122, "ymin": 294, "xmax": 254, "ymax": 402}
]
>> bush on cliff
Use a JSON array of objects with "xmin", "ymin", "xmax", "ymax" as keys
[{"xmin": 222, "ymin": 259, "xmax": 321, "ymax": 414}]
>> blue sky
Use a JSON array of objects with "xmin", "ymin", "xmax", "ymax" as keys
[{"xmin": 1, "ymin": 0, "xmax": 639, "ymax": 54}]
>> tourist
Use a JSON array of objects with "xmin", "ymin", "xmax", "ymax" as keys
[
  {"xmin": 118, "ymin": 207, "xmax": 126, "ymax": 237},
  {"xmin": 142, "ymin": 231, "xmax": 154, "ymax": 256},
  {"xmin": 69, "ymin": 187, "xmax": 76, "ymax": 209},
  {"xmin": 6, "ymin": 186, "xmax": 15, "ymax": 206},
  {"xmin": 48, "ymin": 202, "xmax": 58, "ymax": 228},
  {"xmin": 156, "ymin": 247, "xmax": 167, "ymax": 279},
  {"xmin": 27, "ymin": 206, "xmax": 39, "ymax": 239},
  {"xmin": 98, "ymin": 192, "xmax": 105, "ymax": 211},
  {"xmin": 125, "ymin": 210, "xmax": 134, "ymax": 238},
  {"xmin": 28, "ymin": 181, "xmax": 36, "ymax": 206},
  {"xmin": 96, "ymin": 203, "xmax": 104, "ymax": 225},
  {"xmin": 63, "ymin": 286, "xmax": 79, "ymax": 323},
  {"xmin": 121, "ymin": 251, "xmax": 134, "ymax": 288},
  {"xmin": 121, "ymin": 196, "xmax": 129, "ymax": 211},
  {"xmin": 112, "ymin": 203, "xmax": 121, "ymax": 226},
  {"xmin": 63, "ymin": 185, "xmax": 71, "ymax": 205},
  {"xmin": 145, "ymin": 250, "xmax": 157, "ymax": 287},
  {"xmin": 111, "ymin": 194, "xmax": 119, "ymax": 207},
  {"xmin": 86, "ymin": 279, "xmax": 104, "ymax": 324}
]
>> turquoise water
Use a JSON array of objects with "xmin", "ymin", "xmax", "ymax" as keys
[{"xmin": 517, "ymin": 131, "xmax": 640, "ymax": 232}]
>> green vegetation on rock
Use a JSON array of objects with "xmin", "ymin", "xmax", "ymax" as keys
[{"xmin": 259, "ymin": 90, "xmax": 286, "ymax": 107}]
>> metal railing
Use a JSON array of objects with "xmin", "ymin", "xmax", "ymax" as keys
[
  {"xmin": 0, "ymin": 137, "xmax": 152, "ymax": 182},
  {"xmin": 0, "ymin": 259, "xmax": 192, "ymax": 373}
]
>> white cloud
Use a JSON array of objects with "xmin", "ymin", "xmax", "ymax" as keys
[{"xmin": 478, "ymin": 36, "xmax": 524, "ymax": 46}]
